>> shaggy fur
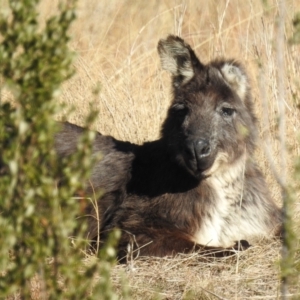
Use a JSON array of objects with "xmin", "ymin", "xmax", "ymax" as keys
[{"xmin": 55, "ymin": 35, "xmax": 282, "ymax": 261}]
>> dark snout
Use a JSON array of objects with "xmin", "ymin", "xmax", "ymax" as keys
[
  {"xmin": 193, "ymin": 139, "xmax": 211, "ymax": 159},
  {"xmin": 183, "ymin": 138, "xmax": 214, "ymax": 176}
]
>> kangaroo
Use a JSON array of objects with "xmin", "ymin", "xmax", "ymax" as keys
[{"xmin": 55, "ymin": 35, "xmax": 282, "ymax": 260}]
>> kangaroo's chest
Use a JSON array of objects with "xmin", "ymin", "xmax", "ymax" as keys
[{"xmin": 193, "ymin": 161, "xmax": 248, "ymax": 248}]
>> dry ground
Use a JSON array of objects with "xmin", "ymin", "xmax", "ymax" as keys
[{"xmin": 3, "ymin": 0, "xmax": 300, "ymax": 299}]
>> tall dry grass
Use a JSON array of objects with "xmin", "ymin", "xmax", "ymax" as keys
[{"xmin": 3, "ymin": 0, "xmax": 300, "ymax": 298}]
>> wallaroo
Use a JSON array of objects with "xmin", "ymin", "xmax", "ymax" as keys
[{"xmin": 55, "ymin": 35, "xmax": 282, "ymax": 261}]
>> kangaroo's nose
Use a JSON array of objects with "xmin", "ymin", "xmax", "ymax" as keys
[
  {"xmin": 194, "ymin": 139, "xmax": 211, "ymax": 159},
  {"xmin": 184, "ymin": 138, "xmax": 211, "ymax": 161}
]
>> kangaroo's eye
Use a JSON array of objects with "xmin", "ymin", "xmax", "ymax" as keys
[
  {"xmin": 172, "ymin": 103, "xmax": 188, "ymax": 116},
  {"xmin": 172, "ymin": 103, "xmax": 186, "ymax": 111},
  {"xmin": 171, "ymin": 103, "xmax": 188, "ymax": 123},
  {"xmin": 221, "ymin": 107, "xmax": 235, "ymax": 117}
]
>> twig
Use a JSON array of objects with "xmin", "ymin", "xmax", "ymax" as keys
[
  {"xmin": 275, "ymin": 1, "xmax": 289, "ymax": 299},
  {"xmin": 199, "ymin": 285, "xmax": 228, "ymax": 300}
]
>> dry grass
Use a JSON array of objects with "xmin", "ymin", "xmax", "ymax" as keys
[
  {"xmin": 109, "ymin": 240, "xmax": 285, "ymax": 300},
  {"xmin": 2, "ymin": 0, "xmax": 300, "ymax": 298}
]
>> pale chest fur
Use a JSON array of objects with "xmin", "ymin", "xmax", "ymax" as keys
[{"xmin": 193, "ymin": 155, "xmax": 268, "ymax": 247}]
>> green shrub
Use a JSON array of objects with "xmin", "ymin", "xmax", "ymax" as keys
[{"xmin": 0, "ymin": 1, "xmax": 124, "ymax": 299}]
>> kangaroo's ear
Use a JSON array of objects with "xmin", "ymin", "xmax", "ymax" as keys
[
  {"xmin": 157, "ymin": 35, "xmax": 203, "ymax": 86},
  {"xmin": 221, "ymin": 62, "xmax": 248, "ymax": 102}
]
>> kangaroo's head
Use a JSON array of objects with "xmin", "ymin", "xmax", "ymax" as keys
[{"xmin": 158, "ymin": 35, "xmax": 257, "ymax": 179}]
